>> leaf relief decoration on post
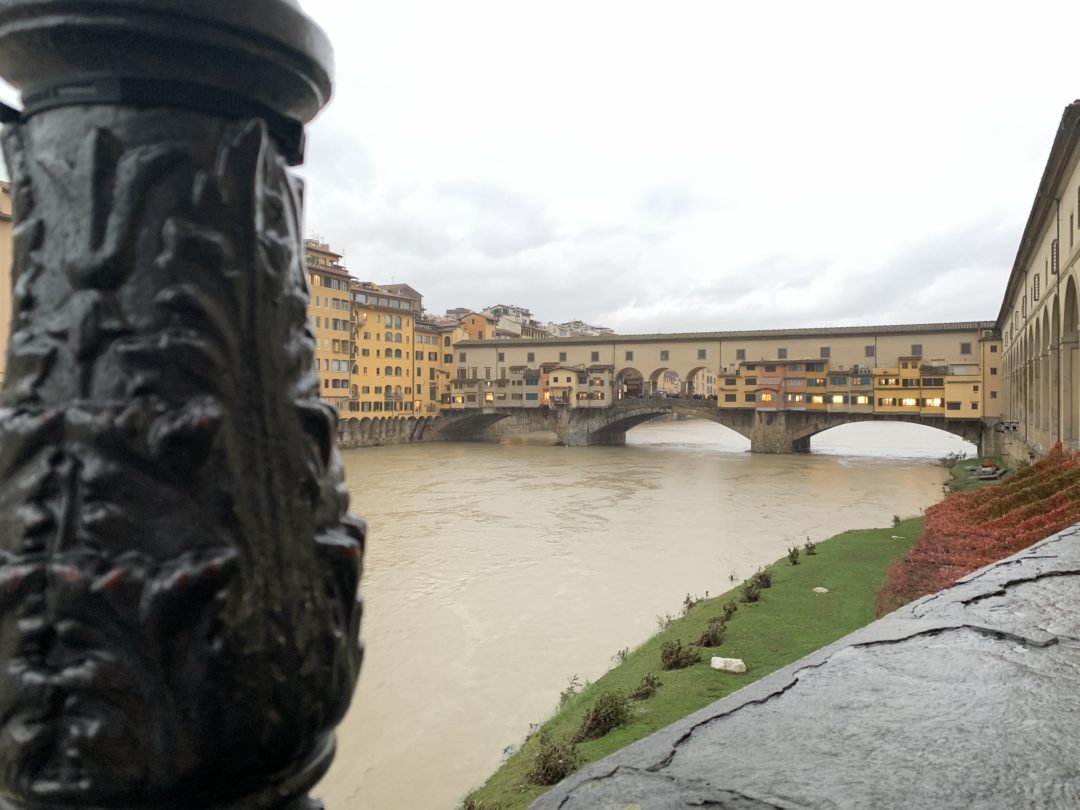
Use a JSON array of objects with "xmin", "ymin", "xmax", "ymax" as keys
[{"xmin": 0, "ymin": 112, "xmax": 363, "ymax": 807}]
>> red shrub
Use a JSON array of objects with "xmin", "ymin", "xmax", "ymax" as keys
[{"xmin": 875, "ymin": 445, "xmax": 1080, "ymax": 616}]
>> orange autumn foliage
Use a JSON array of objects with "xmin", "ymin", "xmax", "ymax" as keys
[{"xmin": 875, "ymin": 443, "xmax": 1080, "ymax": 616}]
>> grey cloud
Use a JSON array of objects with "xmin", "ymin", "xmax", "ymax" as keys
[
  {"xmin": 353, "ymin": 215, "xmax": 457, "ymax": 261},
  {"xmin": 639, "ymin": 186, "xmax": 718, "ymax": 222},
  {"xmin": 438, "ymin": 180, "xmax": 559, "ymax": 258}
]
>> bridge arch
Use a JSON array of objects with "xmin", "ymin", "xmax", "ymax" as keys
[
  {"xmin": 586, "ymin": 402, "xmax": 751, "ymax": 446},
  {"xmin": 799, "ymin": 418, "xmax": 981, "ymax": 455}
]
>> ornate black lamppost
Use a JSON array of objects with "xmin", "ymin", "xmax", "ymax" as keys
[{"xmin": 0, "ymin": 1, "xmax": 363, "ymax": 807}]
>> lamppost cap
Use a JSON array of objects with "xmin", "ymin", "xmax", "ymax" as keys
[{"xmin": 0, "ymin": 0, "xmax": 334, "ymax": 160}]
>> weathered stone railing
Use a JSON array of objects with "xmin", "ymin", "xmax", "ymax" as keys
[{"xmin": 529, "ymin": 523, "xmax": 1080, "ymax": 809}]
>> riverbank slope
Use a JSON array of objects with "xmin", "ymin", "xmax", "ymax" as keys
[{"xmin": 463, "ymin": 517, "xmax": 923, "ymax": 810}]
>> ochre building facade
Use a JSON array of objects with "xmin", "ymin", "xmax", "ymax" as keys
[{"xmin": 998, "ymin": 100, "xmax": 1080, "ymax": 460}]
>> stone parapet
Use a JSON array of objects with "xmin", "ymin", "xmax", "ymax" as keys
[{"xmin": 529, "ymin": 523, "xmax": 1080, "ymax": 809}]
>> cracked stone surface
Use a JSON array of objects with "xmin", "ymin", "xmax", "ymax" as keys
[{"xmin": 528, "ymin": 524, "xmax": 1080, "ymax": 809}]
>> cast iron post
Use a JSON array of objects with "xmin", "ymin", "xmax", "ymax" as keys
[{"xmin": 0, "ymin": 1, "xmax": 364, "ymax": 807}]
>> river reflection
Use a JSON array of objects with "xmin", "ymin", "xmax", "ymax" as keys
[{"xmin": 317, "ymin": 419, "xmax": 973, "ymax": 809}]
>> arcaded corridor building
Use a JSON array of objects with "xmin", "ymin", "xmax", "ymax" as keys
[{"xmin": 999, "ymin": 100, "xmax": 1080, "ymax": 458}]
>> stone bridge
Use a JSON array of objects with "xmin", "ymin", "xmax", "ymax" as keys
[{"xmin": 429, "ymin": 400, "xmax": 988, "ymax": 453}]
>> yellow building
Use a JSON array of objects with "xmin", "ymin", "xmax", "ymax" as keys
[
  {"xmin": 305, "ymin": 239, "xmax": 354, "ymax": 412},
  {"xmin": 415, "ymin": 316, "xmax": 467, "ymax": 415},
  {"xmin": 348, "ymin": 280, "xmax": 419, "ymax": 417},
  {"xmin": 459, "ymin": 311, "xmax": 500, "ymax": 341},
  {"xmin": 0, "ymin": 181, "xmax": 10, "ymax": 388}
]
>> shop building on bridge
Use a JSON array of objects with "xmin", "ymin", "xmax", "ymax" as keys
[{"xmin": 449, "ymin": 324, "xmax": 1002, "ymax": 424}]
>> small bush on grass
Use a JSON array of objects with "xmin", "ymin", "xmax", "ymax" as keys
[
  {"xmin": 464, "ymin": 800, "xmax": 500, "ymax": 810},
  {"xmin": 611, "ymin": 647, "xmax": 629, "ymax": 665},
  {"xmin": 559, "ymin": 674, "xmax": 582, "ymax": 707},
  {"xmin": 655, "ymin": 611, "xmax": 677, "ymax": 631},
  {"xmin": 629, "ymin": 673, "xmax": 662, "ymax": 701},
  {"xmin": 740, "ymin": 579, "xmax": 761, "ymax": 604},
  {"xmin": 803, "ymin": 538, "xmax": 817, "ymax": 555},
  {"xmin": 695, "ymin": 616, "xmax": 726, "ymax": 647},
  {"xmin": 682, "ymin": 591, "xmax": 707, "ymax": 615},
  {"xmin": 751, "ymin": 566, "xmax": 772, "ymax": 589},
  {"xmin": 787, "ymin": 545, "xmax": 800, "ymax": 565},
  {"xmin": 722, "ymin": 600, "xmax": 738, "ymax": 620},
  {"xmin": 660, "ymin": 640, "xmax": 701, "ymax": 670},
  {"xmin": 573, "ymin": 690, "xmax": 631, "ymax": 742},
  {"xmin": 527, "ymin": 732, "xmax": 580, "ymax": 785}
]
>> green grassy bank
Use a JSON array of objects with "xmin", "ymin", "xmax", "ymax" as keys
[{"xmin": 462, "ymin": 517, "xmax": 924, "ymax": 810}]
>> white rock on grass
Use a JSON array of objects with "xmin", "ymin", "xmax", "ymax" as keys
[
  {"xmin": 710, "ymin": 657, "xmax": 746, "ymax": 673},
  {"xmin": 812, "ymin": 587, "xmax": 829, "ymax": 593}
]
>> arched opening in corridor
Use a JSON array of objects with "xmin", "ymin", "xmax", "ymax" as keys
[
  {"xmin": 682, "ymin": 365, "xmax": 713, "ymax": 399},
  {"xmin": 1063, "ymin": 277, "xmax": 1079, "ymax": 445},
  {"xmin": 648, "ymin": 366, "xmax": 678, "ymax": 397}
]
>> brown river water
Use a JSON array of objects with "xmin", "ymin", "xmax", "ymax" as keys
[{"xmin": 316, "ymin": 419, "xmax": 973, "ymax": 809}]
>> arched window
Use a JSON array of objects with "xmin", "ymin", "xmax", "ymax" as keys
[
  {"xmin": 385, "ymin": 365, "xmax": 393, "ymax": 375},
  {"xmin": 444, "ymin": 336, "xmax": 450, "ymax": 346},
  {"xmin": 395, "ymin": 366, "xmax": 402, "ymax": 376},
  {"xmin": 395, "ymin": 334, "xmax": 402, "ymax": 343},
  {"xmin": 385, "ymin": 332, "xmax": 393, "ymax": 342},
  {"xmin": 394, "ymin": 315, "xmax": 402, "ymax": 329},
  {"xmin": 394, "ymin": 349, "xmax": 402, "ymax": 358},
  {"xmin": 395, "ymin": 385, "xmax": 402, "ymax": 394},
  {"xmin": 385, "ymin": 314, "xmax": 393, "ymax": 327}
]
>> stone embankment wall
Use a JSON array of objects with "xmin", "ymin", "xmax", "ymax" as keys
[
  {"xmin": 337, "ymin": 415, "xmax": 444, "ymax": 448},
  {"xmin": 529, "ymin": 522, "xmax": 1080, "ymax": 809}
]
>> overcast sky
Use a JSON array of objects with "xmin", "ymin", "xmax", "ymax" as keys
[{"xmin": 3, "ymin": 1, "xmax": 1079, "ymax": 333}]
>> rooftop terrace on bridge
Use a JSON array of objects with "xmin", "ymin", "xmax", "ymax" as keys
[{"xmin": 457, "ymin": 321, "xmax": 998, "ymax": 347}]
